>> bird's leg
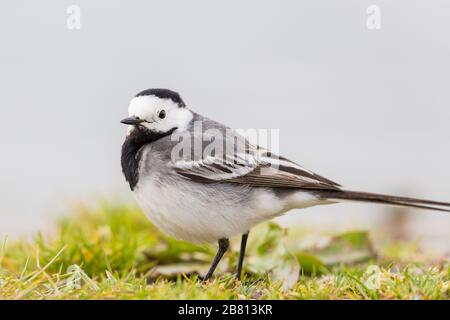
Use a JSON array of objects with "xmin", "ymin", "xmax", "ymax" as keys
[
  {"xmin": 236, "ymin": 231, "xmax": 249, "ymax": 280},
  {"xmin": 204, "ymin": 238, "xmax": 229, "ymax": 281}
]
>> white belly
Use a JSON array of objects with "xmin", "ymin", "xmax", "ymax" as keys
[{"xmin": 133, "ymin": 175, "xmax": 293, "ymax": 243}]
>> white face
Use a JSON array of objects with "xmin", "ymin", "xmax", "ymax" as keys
[{"xmin": 127, "ymin": 95, "xmax": 193, "ymax": 133}]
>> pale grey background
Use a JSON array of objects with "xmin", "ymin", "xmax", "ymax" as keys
[{"xmin": 0, "ymin": 1, "xmax": 448, "ymax": 251}]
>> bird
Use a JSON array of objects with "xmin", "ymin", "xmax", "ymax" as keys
[{"xmin": 120, "ymin": 88, "xmax": 450, "ymax": 281}]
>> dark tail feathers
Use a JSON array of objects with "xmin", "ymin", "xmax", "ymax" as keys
[{"xmin": 316, "ymin": 190, "xmax": 450, "ymax": 212}]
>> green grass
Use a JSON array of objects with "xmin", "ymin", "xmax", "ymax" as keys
[{"xmin": 0, "ymin": 202, "xmax": 448, "ymax": 300}]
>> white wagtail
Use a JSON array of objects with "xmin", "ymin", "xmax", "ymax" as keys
[{"xmin": 121, "ymin": 88, "xmax": 450, "ymax": 280}]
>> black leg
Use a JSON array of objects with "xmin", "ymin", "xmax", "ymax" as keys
[
  {"xmin": 204, "ymin": 238, "xmax": 229, "ymax": 281},
  {"xmin": 236, "ymin": 231, "xmax": 249, "ymax": 280}
]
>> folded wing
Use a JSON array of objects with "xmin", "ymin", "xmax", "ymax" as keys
[{"xmin": 172, "ymin": 145, "xmax": 341, "ymax": 191}]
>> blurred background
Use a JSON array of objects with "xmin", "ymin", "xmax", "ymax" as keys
[{"xmin": 0, "ymin": 0, "xmax": 448, "ymax": 253}]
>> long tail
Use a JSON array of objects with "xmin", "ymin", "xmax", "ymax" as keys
[{"xmin": 315, "ymin": 190, "xmax": 450, "ymax": 212}]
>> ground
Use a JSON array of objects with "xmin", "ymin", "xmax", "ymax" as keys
[{"xmin": 0, "ymin": 203, "xmax": 448, "ymax": 299}]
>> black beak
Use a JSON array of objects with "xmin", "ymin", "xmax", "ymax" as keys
[{"xmin": 120, "ymin": 116, "xmax": 144, "ymax": 125}]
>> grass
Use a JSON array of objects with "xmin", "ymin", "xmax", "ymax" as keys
[{"xmin": 0, "ymin": 202, "xmax": 448, "ymax": 300}]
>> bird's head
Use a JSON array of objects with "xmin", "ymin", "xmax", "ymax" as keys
[{"xmin": 121, "ymin": 88, "xmax": 193, "ymax": 134}]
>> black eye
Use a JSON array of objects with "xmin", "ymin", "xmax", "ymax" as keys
[{"xmin": 158, "ymin": 110, "xmax": 166, "ymax": 119}]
